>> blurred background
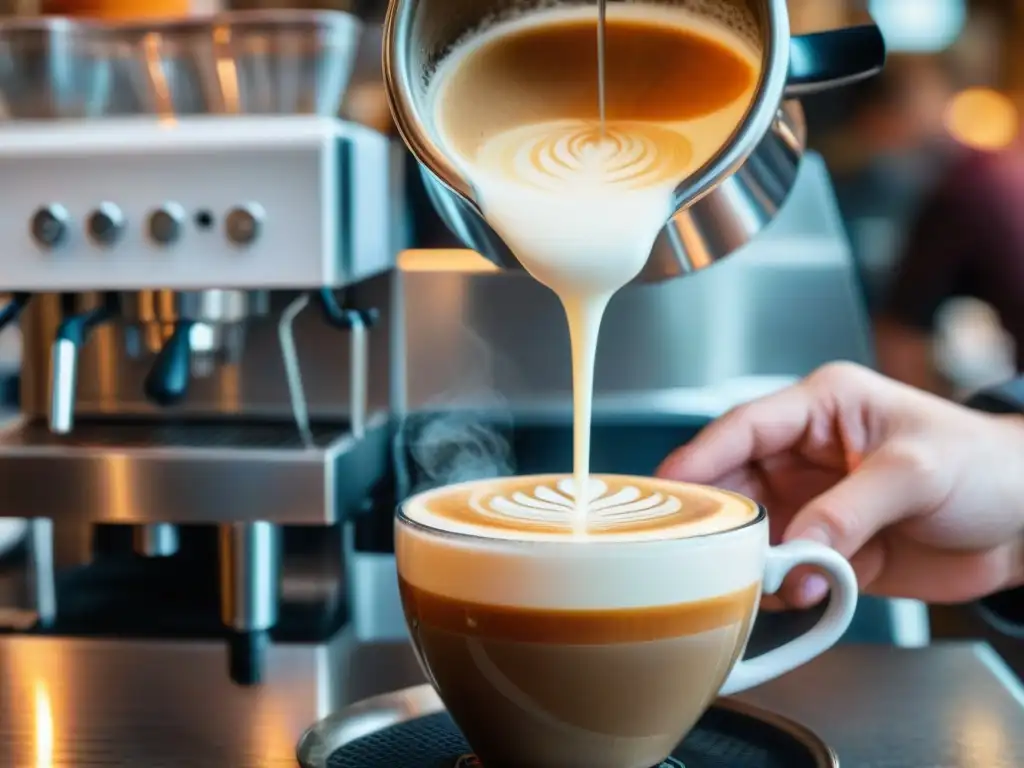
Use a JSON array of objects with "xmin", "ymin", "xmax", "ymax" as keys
[
  {"xmin": 0, "ymin": 3, "xmax": 1020, "ymax": 762},
  {"xmin": 179, "ymin": 0, "xmax": 1024, "ymax": 400},
  {"xmin": 1, "ymin": 0, "xmax": 1022, "ymax": 670},
  {"xmin": 3, "ymin": 0, "xmax": 1022, "ymax": 396}
]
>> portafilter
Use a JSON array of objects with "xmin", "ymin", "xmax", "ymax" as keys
[{"xmin": 383, "ymin": 0, "xmax": 885, "ymax": 282}]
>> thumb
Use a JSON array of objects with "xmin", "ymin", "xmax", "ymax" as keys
[{"xmin": 784, "ymin": 442, "xmax": 945, "ymax": 557}]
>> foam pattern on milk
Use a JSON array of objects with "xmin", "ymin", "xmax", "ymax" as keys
[
  {"xmin": 398, "ymin": 477, "xmax": 767, "ymax": 609},
  {"xmin": 403, "ymin": 475, "xmax": 757, "ymax": 542},
  {"xmin": 473, "ymin": 476, "xmax": 682, "ymax": 527},
  {"xmin": 478, "ymin": 120, "xmax": 694, "ymax": 193}
]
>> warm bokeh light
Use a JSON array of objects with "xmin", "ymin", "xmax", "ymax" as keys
[
  {"xmin": 944, "ymin": 88, "xmax": 1020, "ymax": 151},
  {"xmin": 397, "ymin": 249, "xmax": 500, "ymax": 273},
  {"xmin": 34, "ymin": 679, "xmax": 53, "ymax": 768}
]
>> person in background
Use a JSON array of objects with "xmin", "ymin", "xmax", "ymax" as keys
[
  {"xmin": 814, "ymin": 56, "xmax": 956, "ymax": 312},
  {"xmin": 875, "ymin": 136, "xmax": 1024, "ymax": 394}
]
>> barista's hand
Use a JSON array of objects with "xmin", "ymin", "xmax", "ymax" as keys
[{"xmin": 657, "ymin": 362, "xmax": 1024, "ymax": 609}]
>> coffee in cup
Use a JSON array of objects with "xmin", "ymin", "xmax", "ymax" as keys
[{"xmin": 396, "ymin": 473, "xmax": 857, "ymax": 768}]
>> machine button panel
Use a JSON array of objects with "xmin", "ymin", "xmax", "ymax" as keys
[
  {"xmin": 87, "ymin": 203, "xmax": 126, "ymax": 247},
  {"xmin": 148, "ymin": 203, "xmax": 186, "ymax": 246},
  {"xmin": 225, "ymin": 204, "xmax": 264, "ymax": 247},
  {"xmin": 30, "ymin": 204, "xmax": 69, "ymax": 249}
]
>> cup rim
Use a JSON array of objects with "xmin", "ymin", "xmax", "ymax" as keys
[{"xmin": 396, "ymin": 473, "xmax": 767, "ymax": 547}]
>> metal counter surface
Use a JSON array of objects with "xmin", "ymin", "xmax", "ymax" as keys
[{"xmin": 0, "ymin": 637, "xmax": 1021, "ymax": 767}]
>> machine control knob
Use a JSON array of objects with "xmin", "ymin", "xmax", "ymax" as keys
[
  {"xmin": 87, "ymin": 203, "xmax": 125, "ymax": 247},
  {"xmin": 225, "ymin": 204, "xmax": 264, "ymax": 247},
  {"xmin": 30, "ymin": 204, "xmax": 69, "ymax": 249},
  {"xmin": 148, "ymin": 203, "xmax": 186, "ymax": 245}
]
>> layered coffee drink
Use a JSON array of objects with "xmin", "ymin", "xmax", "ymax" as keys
[
  {"xmin": 396, "ymin": 4, "xmax": 860, "ymax": 764},
  {"xmin": 397, "ymin": 474, "xmax": 765, "ymax": 768},
  {"xmin": 427, "ymin": 2, "xmax": 762, "ymax": 525}
]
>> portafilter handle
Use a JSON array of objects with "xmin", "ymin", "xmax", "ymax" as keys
[
  {"xmin": 49, "ymin": 299, "xmax": 117, "ymax": 435},
  {"xmin": 143, "ymin": 321, "xmax": 193, "ymax": 407}
]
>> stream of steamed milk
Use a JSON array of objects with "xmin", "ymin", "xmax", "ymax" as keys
[
  {"xmin": 597, "ymin": 0, "xmax": 607, "ymax": 134},
  {"xmin": 430, "ymin": 4, "xmax": 760, "ymax": 535}
]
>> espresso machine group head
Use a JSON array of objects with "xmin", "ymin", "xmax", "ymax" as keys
[{"xmin": 0, "ymin": 11, "xmax": 399, "ymax": 684}]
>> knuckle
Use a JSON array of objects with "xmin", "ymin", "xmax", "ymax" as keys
[
  {"xmin": 724, "ymin": 401, "xmax": 755, "ymax": 423},
  {"xmin": 808, "ymin": 361, "xmax": 872, "ymax": 390},
  {"xmin": 884, "ymin": 441, "xmax": 942, "ymax": 481},
  {"xmin": 813, "ymin": 502, "xmax": 861, "ymax": 543}
]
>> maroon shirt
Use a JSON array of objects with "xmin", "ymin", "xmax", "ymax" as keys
[{"xmin": 884, "ymin": 147, "xmax": 1024, "ymax": 370}]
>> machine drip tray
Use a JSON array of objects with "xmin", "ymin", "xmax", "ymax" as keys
[
  {"xmin": 296, "ymin": 685, "xmax": 838, "ymax": 768},
  {"xmin": 0, "ymin": 413, "xmax": 392, "ymax": 524}
]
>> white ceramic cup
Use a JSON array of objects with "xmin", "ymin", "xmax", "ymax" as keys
[{"xmin": 397, "ymin": 474, "xmax": 858, "ymax": 768}]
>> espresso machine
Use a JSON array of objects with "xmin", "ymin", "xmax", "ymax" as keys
[
  {"xmin": 0, "ymin": 10, "xmax": 405, "ymax": 686},
  {"xmin": 0, "ymin": 2, "xmax": 934, "ymax": 763}
]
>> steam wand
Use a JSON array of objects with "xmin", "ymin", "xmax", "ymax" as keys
[
  {"xmin": 318, "ymin": 289, "xmax": 379, "ymax": 440},
  {"xmin": 279, "ymin": 289, "xmax": 379, "ymax": 446},
  {"xmin": 49, "ymin": 296, "xmax": 118, "ymax": 434}
]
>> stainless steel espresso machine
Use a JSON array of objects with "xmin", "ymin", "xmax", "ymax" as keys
[{"xmin": 0, "ymin": 10, "xmax": 403, "ymax": 686}]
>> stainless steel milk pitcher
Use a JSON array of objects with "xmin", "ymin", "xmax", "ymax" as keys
[{"xmin": 383, "ymin": 0, "xmax": 885, "ymax": 281}]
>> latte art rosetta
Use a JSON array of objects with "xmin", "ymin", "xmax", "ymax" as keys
[
  {"xmin": 476, "ymin": 120, "xmax": 694, "ymax": 192},
  {"xmin": 407, "ymin": 475, "xmax": 757, "ymax": 540},
  {"xmin": 470, "ymin": 477, "xmax": 682, "ymax": 530}
]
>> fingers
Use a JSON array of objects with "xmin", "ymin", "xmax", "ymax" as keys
[
  {"xmin": 657, "ymin": 383, "xmax": 815, "ymax": 483},
  {"xmin": 778, "ymin": 538, "xmax": 886, "ymax": 609},
  {"xmin": 784, "ymin": 442, "xmax": 948, "ymax": 559}
]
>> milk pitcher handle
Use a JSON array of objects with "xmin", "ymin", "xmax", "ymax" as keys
[
  {"xmin": 719, "ymin": 541, "xmax": 858, "ymax": 695},
  {"xmin": 785, "ymin": 24, "xmax": 887, "ymax": 98}
]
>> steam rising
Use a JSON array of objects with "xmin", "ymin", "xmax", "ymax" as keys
[{"xmin": 395, "ymin": 324, "xmax": 517, "ymax": 496}]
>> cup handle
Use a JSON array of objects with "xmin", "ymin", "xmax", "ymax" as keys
[{"xmin": 719, "ymin": 540, "xmax": 858, "ymax": 696}]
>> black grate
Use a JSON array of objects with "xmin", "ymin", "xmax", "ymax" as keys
[{"xmin": 324, "ymin": 704, "xmax": 826, "ymax": 768}]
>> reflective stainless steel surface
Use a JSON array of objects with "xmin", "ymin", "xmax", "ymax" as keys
[
  {"xmin": 220, "ymin": 521, "xmax": 281, "ymax": 632},
  {"xmin": 0, "ymin": 18, "xmax": 115, "ymax": 120},
  {"xmin": 133, "ymin": 523, "xmax": 179, "ymax": 557},
  {"xmin": 24, "ymin": 519, "xmax": 55, "ymax": 628},
  {"xmin": 211, "ymin": 10, "xmax": 362, "ymax": 116},
  {"xmin": 0, "ymin": 412, "xmax": 391, "ymax": 523},
  {"xmin": 384, "ymin": 0, "xmax": 885, "ymax": 279},
  {"xmin": 0, "ymin": 639, "xmax": 1019, "ymax": 767},
  {"xmin": 110, "ymin": 10, "xmax": 360, "ymax": 118},
  {"xmin": 0, "ymin": 117, "xmax": 395, "ymax": 293},
  {"xmin": 48, "ymin": 338, "xmax": 78, "ymax": 434},
  {"xmin": 299, "ymin": 684, "xmax": 445, "ymax": 767},
  {"xmin": 0, "ymin": 12, "xmax": 400, "ymax": 692},
  {"xmin": 12, "ymin": 153, "xmax": 864, "ymax": 422},
  {"xmin": 111, "ymin": 10, "xmax": 362, "ymax": 117},
  {"xmin": 400, "ymin": 155, "xmax": 874, "ymax": 412},
  {"xmin": 120, "ymin": 290, "xmax": 270, "ymax": 326}
]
